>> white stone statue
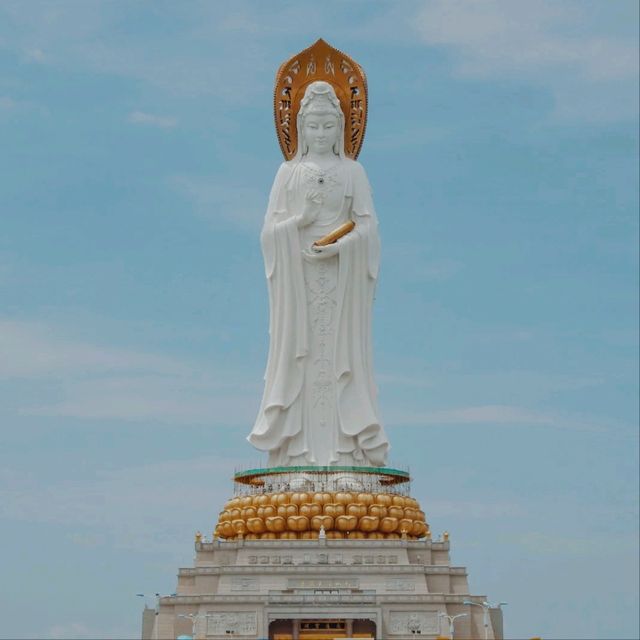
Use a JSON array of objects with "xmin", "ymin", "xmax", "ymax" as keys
[{"xmin": 248, "ymin": 81, "xmax": 389, "ymax": 467}]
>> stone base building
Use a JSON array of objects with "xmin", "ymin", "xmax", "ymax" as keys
[{"xmin": 147, "ymin": 533, "xmax": 502, "ymax": 639}]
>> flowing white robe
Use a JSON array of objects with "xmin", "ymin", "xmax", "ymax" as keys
[{"xmin": 248, "ymin": 158, "xmax": 389, "ymax": 467}]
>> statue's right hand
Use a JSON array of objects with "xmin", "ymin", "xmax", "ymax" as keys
[{"xmin": 298, "ymin": 190, "xmax": 324, "ymax": 228}]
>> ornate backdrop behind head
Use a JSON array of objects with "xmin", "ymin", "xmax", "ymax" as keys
[{"xmin": 274, "ymin": 39, "xmax": 368, "ymax": 160}]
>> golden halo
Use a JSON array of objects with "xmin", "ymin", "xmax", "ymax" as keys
[{"xmin": 274, "ymin": 38, "xmax": 368, "ymax": 160}]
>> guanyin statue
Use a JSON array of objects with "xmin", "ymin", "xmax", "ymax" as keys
[{"xmin": 248, "ymin": 73, "xmax": 389, "ymax": 467}]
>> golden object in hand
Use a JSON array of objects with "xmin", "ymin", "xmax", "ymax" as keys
[{"xmin": 313, "ymin": 221, "xmax": 355, "ymax": 247}]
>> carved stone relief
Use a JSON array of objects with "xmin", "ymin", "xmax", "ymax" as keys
[
  {"xmin": 206, "ymin": 612, "xmax": 257, "ymax": 636},
  {"xmin": 388, "ymin": 612, "xmax": 438, "ymax": 635},
  {"xmin": 231, "ymin": 577, "xmax": 259, "ymax": 592}
]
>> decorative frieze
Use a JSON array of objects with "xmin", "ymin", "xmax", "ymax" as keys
[
  {"xmin": 385, "ymin": 579, "xmax": 416, "ymax": 592},
  {"xmin": 242, "ymin": 551, "xmax": 402, "ymax": 567},
  {"xmin": 287, "ymin": 577, "xmax": 360, "ymax": 590},
  {"xmin": 181, "ymin": 564, "xmax": 437, "ymax": 575}
]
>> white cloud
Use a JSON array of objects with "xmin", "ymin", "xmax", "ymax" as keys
[
  {"xmin": 0, "ymin": 2, "xmax": 274, "ymax": 100},
  {"xmin": 413, "ymin": 0, "xmax": 639, "ymax": 122},
  {"xmin": 48, "ymin": 620, "xmax": 136, "ymax": 640},
  {"xmin": 0, "ymin": 249, "xmax": 32, "ymax": 287},
  {"xmin": 387, "ymin": 403, "xmax": 607, "ymax": 431},
  {"xmin": 48, "ymin": 622, "xmax": 93, "ymax": 640},
  {"xmin": 377, "ymin": 372, "xmax": 434, "ymax": 389},
  {"xmin": 0, "ymin": 95, "xmax": 47, "ymax": 117},
  {"xmin": 0, "ymin": 96, "xmax": 16, "ymax": 110},
  {"xmin": 416, "ymin": 404, "xmax": 550, "ymax": 424},
  {"xmin": 127, "ymin": 110, "xmax": 177, "ymax": 129},
  {"xmin": 3, "ymin": 2, "xmax": 634, "ymax": 123},
  {"xmin": 425, "ymin": 498, "xmax": 523, "ymax": 519},
  {"xmin": 384, "ymin": 243, "xmax": 464, "ymax": 282},
  {"xmin": 0, "ymin": 454, "xmax": 245, "ymax": 553},
  {"xmin": 0, "ymin": 318, "xmax": 258, "ymax": 425},
  {"xmin": 171, "ymin": 174, "xmax": 266, "ymax": 233},
  {"xmin": 378, "ymin": 363, "xmax": 611, "ymax": 416},
  {"xmin": 24, "ymin": 373, "xmax": 257, "ymax": 424},
  {"xmin": 414, "ymin": 1, "xmax": 638, "ymax": 80},
  {"xmin": 24, "ymin": 47, "xmax": 45, "ymax": 62},
  {"xmin": 0, "ymin": 319, "xmax": 187, "ymax": 379},
  {"xmin": 507, "ymin": 531, "xmax": 638, "ymax": 556}
]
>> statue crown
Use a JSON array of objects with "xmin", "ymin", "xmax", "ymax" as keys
[{"xmin": 300, "ymin": 81, "xmax": 342, "ymax": 118}]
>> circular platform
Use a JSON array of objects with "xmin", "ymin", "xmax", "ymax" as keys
[{"xmin": 234, "ymin": 465, "xmax": 410, "ymax": 490}]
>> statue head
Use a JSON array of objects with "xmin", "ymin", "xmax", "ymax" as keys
[{"xmin": 295, "ymin": 81, "xmax": 344, "ymax": 159}]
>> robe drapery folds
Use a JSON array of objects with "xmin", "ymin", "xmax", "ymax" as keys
[{"xmin": 248, "ymin": 159, "xmax": 389, "ymax": 467}]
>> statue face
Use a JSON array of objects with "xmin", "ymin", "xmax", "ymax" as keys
[{"xmin": 302, "ymin": 113, "xmax": 339, "ymax": 156}]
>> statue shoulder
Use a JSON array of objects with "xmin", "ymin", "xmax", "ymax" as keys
[
  {"xmin": 275, "ymin": 160, "xmax": 296, "ymax": 177},
  {"xmin": 271, "ymin": 161, "xmax": 297, "ymax": 191},
  {"xmin": 344, "ymin": 158, "xmax": 371, "ymax": 189},
  {"xmin": 344, "ymin": 158, "xmax": 368, "ymax": 178}
]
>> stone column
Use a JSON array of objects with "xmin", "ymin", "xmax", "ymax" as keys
[
  {"xmin": 346, "ymin": 619, "xmax": 353, "ymax": 637},
  {"xmin": 292, "ymin": 619, "xmax": 300, "ymax": 640}
]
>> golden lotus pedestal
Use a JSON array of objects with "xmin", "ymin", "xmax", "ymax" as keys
[
  {"xmin": 148, "ymin": 466, "xmax": 503, "ymax": 640},
  {"xmin": 215, "ymin": 466, "xmax": 428, "ymax": 542}
]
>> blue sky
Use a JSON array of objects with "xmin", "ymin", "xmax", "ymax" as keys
[{"xmin": 0, "ymin": 1, "xmax": 638, "ymax": 638}]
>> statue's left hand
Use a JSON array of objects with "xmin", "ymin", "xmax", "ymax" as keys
[{"xmin": 303, "ymin": 242, "xmax": 340, "ymax": 260}]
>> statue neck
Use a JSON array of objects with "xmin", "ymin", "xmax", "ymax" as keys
[{"xmin": 302, "ymin": 151, "xmax": 341, "ymax": 170}]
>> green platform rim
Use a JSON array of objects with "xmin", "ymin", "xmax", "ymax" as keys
[{"xmin": 233, "ymin": 465, "xmax": 411, "ymax": 486}]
